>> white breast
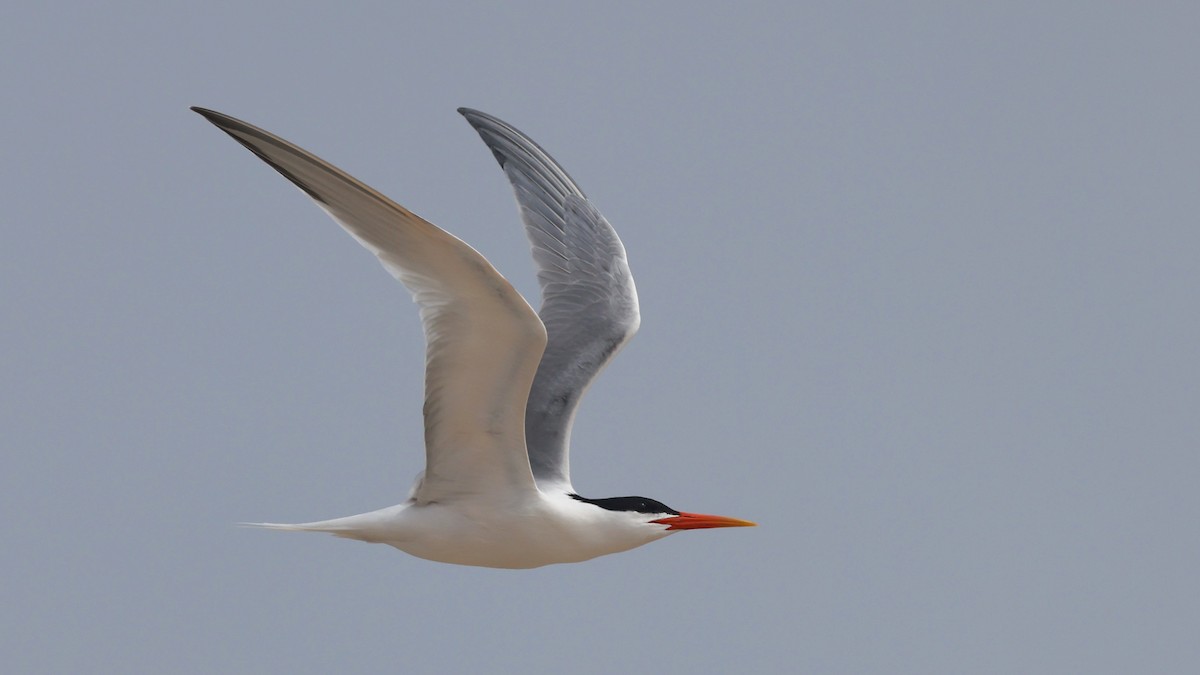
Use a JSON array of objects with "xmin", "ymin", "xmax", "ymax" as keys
[{"xmin": 341, "ymin": 492, "xmax": 676, "ymax": 569}]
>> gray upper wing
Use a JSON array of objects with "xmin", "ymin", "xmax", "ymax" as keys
[{"xmin": 458, "ymin": 108, "xmax": 640, "ymax": 491}]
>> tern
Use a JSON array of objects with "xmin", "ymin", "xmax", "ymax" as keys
[{"xmin": 193, "ymin": 106, "xmax": 755, "ymax": 568}]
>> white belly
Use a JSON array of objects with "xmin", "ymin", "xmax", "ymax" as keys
[{"xmin": 352, "ymin": 494, "xmax": 673, "ymax": 569}]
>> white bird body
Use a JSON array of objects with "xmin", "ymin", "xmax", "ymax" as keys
[
  {"xmin": 194, "ymin": 106, "xmax": 753, "ymax": 568},
  {"xmin": 260, "ymin": 492, "xmax": 674, "ymax": 569}
]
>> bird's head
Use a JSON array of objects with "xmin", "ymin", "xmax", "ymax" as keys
[{"xmin": 570, "ymin": 494, "xmax": 756, "ymax": 531}]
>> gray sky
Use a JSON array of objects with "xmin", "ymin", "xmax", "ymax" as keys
[{"xmin": 3, "ymin": 2, "xmax": 1198, "ymax": 673}]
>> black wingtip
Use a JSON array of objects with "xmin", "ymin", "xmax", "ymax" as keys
[
  {"xmin": 456, "ymin": 108, "xmax": 509, "ymax": 167},
  {"xmin": 189, "ymin": 107, "xmax": 262, "ymax": 140},
  {"xmin": 191, "ymin": 106, "xmax": 236, "ymax": 129},
  {"xmin": 189, "ymin": 106, "xmax": 331, "ymax": 206},
  {"xmin": 457, "ymin": 107, "xmax": 502, "ymax": 129}
]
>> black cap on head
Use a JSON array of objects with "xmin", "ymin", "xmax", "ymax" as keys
[{"xmin": 570, "ymin": 494, "xmax": 680, "ymax": 515}]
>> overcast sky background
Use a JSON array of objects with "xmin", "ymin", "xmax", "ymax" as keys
[{"xmin": 3, "ymin": 3, "xmax": 1198, "ymax": 673}]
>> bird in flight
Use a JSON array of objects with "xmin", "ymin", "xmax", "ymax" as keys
[{"xmin": 193, "ymin": 106, "xmax": 754, "ymax": 568}]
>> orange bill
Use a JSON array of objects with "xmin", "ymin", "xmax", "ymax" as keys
[{"xmin": 650, "ymin": 512, "xmax": 757, "ymax": 530}]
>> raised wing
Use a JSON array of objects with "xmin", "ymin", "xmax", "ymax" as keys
[
  {"xmin": 458, "ymin": 109, "xmax": 640, "ymax": 492},
  {"xmin": 193, "ymin": 107, "xmax": 546, "ymax": 503}
]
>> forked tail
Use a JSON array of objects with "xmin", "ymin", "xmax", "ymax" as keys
[{"xmin": 238, "ymin": 511, "xmax": 391, "ymax": 543}]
